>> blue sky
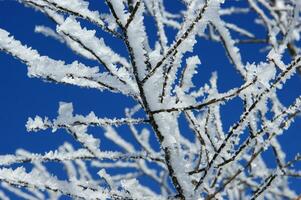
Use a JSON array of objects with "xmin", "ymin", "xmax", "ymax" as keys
[{"xmin": 1, "ymin": 0, "xmax": 301, "ymax": 197}]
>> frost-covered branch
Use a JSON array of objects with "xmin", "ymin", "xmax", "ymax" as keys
[{"xmin": 1, "ymin": 0, "xmax": 301, "ymax": 199}]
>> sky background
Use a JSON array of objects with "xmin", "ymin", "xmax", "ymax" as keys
[{"xmin": 0, "ymin": 0, "xmax": 301, "ymax": 198}]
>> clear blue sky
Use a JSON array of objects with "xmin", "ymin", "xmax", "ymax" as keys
[{"xmin": 0, "ymin": 0, "xmax": 301, "ymax": 197}]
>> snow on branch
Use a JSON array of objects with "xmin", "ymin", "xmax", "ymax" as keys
[
  {"xmin": 152, "ymin": 77, "xmax": 257, "ymax": 114},
  {"xmin": 1, "ymin": 0, "xmax": 301, "ymax": 199},
  {"xmin": 34, "ymin": 25, "xmax": 64, "ymax": 42},
  {"xmin": 57, "ymin": 17, "xmax": 135, "ymax": 86},
  {"xmin": 0, "ymin": 28, "xmax": 137, "ymax": 96},
  {"xmin": 0, "ymin": 148, "xmax": 163, "ymax": 167},
  {"xmin": 26, "ymin": 102, "xmax": 148, "ymax": 130},
  {"xmin": 0, "ymin": 167, "xmax": 115, "ymax": 199},
  {"xmin": 20, "ymin": 0, "xmax": 121, "ymax": 38}
]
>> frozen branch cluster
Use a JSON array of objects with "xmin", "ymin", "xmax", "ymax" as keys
[{"xmin": 1, "ymin": 0, "xmax": 301, "ymax": 199}]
